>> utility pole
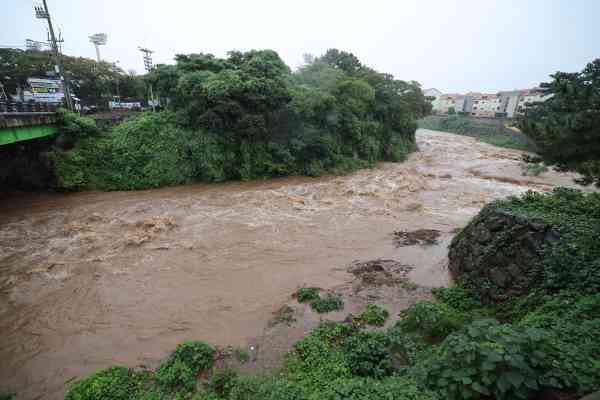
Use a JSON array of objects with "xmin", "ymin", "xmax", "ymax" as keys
[
  {"xmin": 139, "ymin": 47, "xmax": 155, "ymax": 111},
  {"xmin": 34, "ymin": 0, "xmax": 73, "ymax": 110}
]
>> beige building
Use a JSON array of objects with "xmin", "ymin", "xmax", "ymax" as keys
[
  {"xmin": 470, "ymin": 94, "xmax": 501, "ymax": 117},
  {"xmin": 430, "ymin": 87, "xmax": 549, "ymax": 118}
]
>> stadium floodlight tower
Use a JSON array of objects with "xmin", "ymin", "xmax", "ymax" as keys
[{"xmin": 89, "ymin": 33, "xmax": 107, "ymax": 62}]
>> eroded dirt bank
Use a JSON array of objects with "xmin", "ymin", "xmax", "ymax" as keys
[{"xmin": 0, "ymin": 129, "xmax": 585, "ymax": 399}]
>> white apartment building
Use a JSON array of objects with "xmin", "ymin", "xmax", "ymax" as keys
[{"xmin": 471, "ymin": 94, "xmax": 501, "ymax": 117}]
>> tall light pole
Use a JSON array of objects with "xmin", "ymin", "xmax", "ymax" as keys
[
  {"xmin": 34, "ymin": 0, "xmax": 73, "ymax": 110},
  {"xmin": 89, "ymin": 33, "xmax": 107, "ymax": 62},
  {"xmin": 139, "ymin": 47, "xmax": 155, "ymax": 111}
]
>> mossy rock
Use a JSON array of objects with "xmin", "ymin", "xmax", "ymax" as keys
[{"xmin": 448, "ymin": 188, "xmax": 600, "ymax": 303}]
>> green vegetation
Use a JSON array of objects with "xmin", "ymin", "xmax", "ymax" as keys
[
  {"xmin": 398, "ymin": 301, "xmax": 468, "ymax": 343},
  {"xmin": 294, "ymin": 287, "xmax": 320, "ymax": 303},
  {"xmin": 418, "ymin": 115, "xmax": 534, "ymax": 150},
  {"xmin": 356, "ymin": 304, "xmax": 390, "ymax": 327},
  {"xmin": 294, "ymin": 287, "xmax": 344, "ymax": 314},
  {"xmin": 422, "ymin": 319, "xmax": 547, "ymax": 400},
  {"xmin": 52, "ymin": 49, "xmax": 430, "ymax": 191},
  {"xmin": 64, "ymin": 366, "xmax": 147, "ymax": 400},
  {"xmin": 519, "ymin": 58, "xmax": 600, "ymax": 185},
  {"xmin": 310, "ymin": 294, "xmax": 344, "ymax": 313},
  {"xmin": 155, "ymin": 341, "xmax": 215, "ymax": 392}
]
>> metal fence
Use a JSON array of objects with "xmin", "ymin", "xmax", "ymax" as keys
[{"xmin": 0, "ymin": 101, "xmax": 59, "ymax": 114}]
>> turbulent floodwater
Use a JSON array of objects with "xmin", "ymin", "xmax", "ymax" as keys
[{"xmin": 0, "ymin": 129, "xmax": 585, "ymax": 399}]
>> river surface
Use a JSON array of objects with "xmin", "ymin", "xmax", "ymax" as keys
[{"xmin": 0, "ymin": 129, "xmax": 585, "ymax": 399}]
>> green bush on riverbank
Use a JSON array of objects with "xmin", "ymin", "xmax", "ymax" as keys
[
  {"xmin": 62, "ymin": 188, "xmax": 600, "ymax": 400},
  {"xmin": 52, "ymin": 49, "xmax": 429, "ymax": 191}
]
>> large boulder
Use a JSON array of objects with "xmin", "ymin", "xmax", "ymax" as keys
[{"xmin": 448, "ymin": 188, "xmax": 600, "ymax": 303}]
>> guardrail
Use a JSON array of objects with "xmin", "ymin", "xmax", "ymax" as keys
[{"xmin": 0, "ymin": 101, "xmax": 59, "ymax": 114}]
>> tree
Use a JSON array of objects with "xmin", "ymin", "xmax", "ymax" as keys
[
  {"xmin": 319, "ymin": 49, "xmax": 363, "ymax": 75},
  {"xmin": 519, "ymin": 59, "xmax": 600, "ymax": 185}
]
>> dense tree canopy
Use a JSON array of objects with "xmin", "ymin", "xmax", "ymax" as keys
[
  {"xmin": 53, "ymin": 48, "xmax": 431, "ymax": 190},
  {"xmin": 519, "ymin": 58, "xmax": 600, "ymax": 185},
  {"xmin": 0, "ymin": 48, "xmax": 146, "ymax": 106}
]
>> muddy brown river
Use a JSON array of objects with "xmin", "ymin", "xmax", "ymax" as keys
[{"xmin": 0, "ymin": 129, "xmax": 585, "ymax": 399}]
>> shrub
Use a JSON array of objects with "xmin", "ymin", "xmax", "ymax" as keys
[
  {"xmin": 295, "ymin": 287, "xmax": 320, "ymax": 303},
  {"xmin": 57, "ymin": 109, "xmax": 100, "ymax": 138},
  {"xmin": 285, "ymin": 322, "xmax": 354, "ymax": 391},
  {"xmin": 423, "ymin": 319, "xmax": 547, "ymax": 400},
  {"xmin": 342, "ymin": 331, "xmax": 394, "ymax": 378},
  {"xmin": 319, "ymin": 376, "xmax": 439, "ymax": 400},
  {"xmin": 64, "ymin": 366, "xmax": 144, "ymax": 400},
  {"xmin": 431, "ymin": 284, "xmax": 485, "ymax": 313},
  {"xmin": 518, "ymin": 293, "xmax": 600, "ymax": 394},
  {"xmin": 398, "ymin": 301, "xmax": 468, "ymax": 342},
  {"xmin": 227, "ymin": 377, "xmax": 305, "ymax": 400},
  {"xmin": 205, "ymin": 369, "xmax": 237, "ymax": 397},
  {"xmin": 386, "ymin": 322, "xmax": 431, "ymax": 367},
  {"xmin": 156, "ymin": 341, "xmax": 215, "ymax": 392},
  {"xmin": 356, "ymin": 304, "xmax": 390, "ymax": 327},
  {"xmin": 310, "ymin": 295, "xmax": 344, "ymax": 313}
]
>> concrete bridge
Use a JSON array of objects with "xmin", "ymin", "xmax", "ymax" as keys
[{"xmin": 0, "ymin": 102, "xmax": 59, "ymax": 145}]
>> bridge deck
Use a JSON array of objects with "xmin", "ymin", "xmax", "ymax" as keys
[
  {"xmin": 0, "ymin": 124, "xmax": 58, "ymax": 145},
  {"xmin": 0, "ymin": 107, "xmax": 59, "ymax": 145}
]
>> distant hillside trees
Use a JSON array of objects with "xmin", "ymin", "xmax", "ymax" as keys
[
  {"xmin": 0, "ymin": 48, "xmax": 146, "ymax": 106},
  {"xmin": 519, "ymin": 58, "xmax": 600, "ymax": 185}
]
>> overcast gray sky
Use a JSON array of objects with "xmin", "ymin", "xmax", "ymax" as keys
[{"xmin": 2, "ymin": 0, "xmax": 599, "ymax": 93}]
